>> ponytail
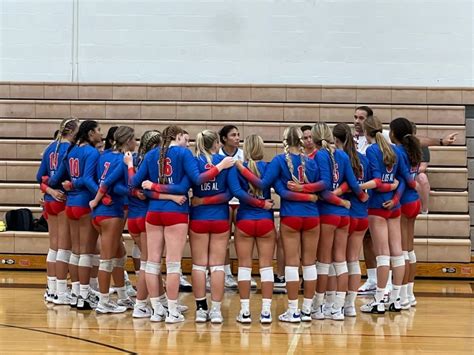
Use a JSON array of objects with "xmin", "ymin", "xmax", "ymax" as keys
[
  {"xmin": 195, "ymin": 130, "xmax": 218, "ymax": 167},
  {"xmin": 159, "ymin": 125, "xmax": 184, "ymax": 184},
  {"xmin": 364, "ymin": 116, "xmax": 396, "ymax": 168},
  {"xmin": 390, "ymin": 117, "xmax": 422, "ymax": 166},
  {"xmin": 333, "ymin": 123, "xmax": 362, "ymax": 178},
  {"xmin": 312, "ymin": 122, "xmax": 337, "ymax": 182},
  {"xmin": 243, "ymin": 134, "xmax": 265, "ymax": 197},
  {"xmin": 282, "ymin": 126, "xmax": 308, "ymax": 183}
]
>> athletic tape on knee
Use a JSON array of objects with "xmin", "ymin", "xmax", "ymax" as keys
[
  {"xmin": 334, "ymin": 261, "xmax": 348, "ymax": 276},
  {"xmin": 99, "ymin": 259, "xmax": 113, "ymax": 272},
  {"xmin": 316, "ymin": 262, "xmax": 330, "ymax": 276},
  {"xmin": 46, "ymin": 248, "xmax": 57, "ymax": 263},
  {"xmin": 113, "ymin": 255, "xmax": 127, "ymax": 268},
  {"xmin": 209, "ymin": 265, "xmax": 225, "ymax": 274},
  {"xmin": 145, "ymin": 261, "xmax": 161, "ymax": 275},
  {"xmin": 259, "ymin": 267, "xmax": 274, "ymax": 282},
  {"xmin": 376, "ymin": 255, "xmax": 390, "ymax": 267},
  {"xmin": 56, "ymin": 249, "xmax": 71, "ymax": 264},
  {"xmin": 132, "ymin": 244, "xmax": 141, "ymax": 259},
  {"xmin": 92, "ymin": 254, "xmax": 100, "ymax": 267},
  {"xmin": 302, "ymin": 264, "xmax": 317, "ymax": 281},
  {"xmin": 69, "ymin": 253, "xmax": 79, "ymax": 266},
  {"xmin": 166, "ymin": 261, "xmax": 181, "ymax": 274},
  {"xmin": 192, "ymin": 264, "xmax": 207, "ymax": 273},
  {"xmin": 408, "ymin": 250, "xmax": 417, "ymax": 264},
  {"xmin": 328, "ymin": 264, "xmax": 336, "ymax": 277},
  {"xmin": 140, "ymin": 261, "xmax": 147, "ymax": 271},
  {"xmin": 78, "ymin": 254, "xmax": 92, "ymax": 268},
  {"xmin": 403, "ymin": 251, "xmax": 409, "ymax": 261},
  {"xmin": 391, "ymin": 255, "xmax": 405, "ymax": 268},
  {"xmin": 347, "ymin": 261, "xmax": 361, "ymax": 275},
  {"xmin": 237, "ymin": 267, "xmax": 252, "ymax": 281},
  {"xmin": 285, "ymin": 266, "xmax": 299, "ymax": 282}
]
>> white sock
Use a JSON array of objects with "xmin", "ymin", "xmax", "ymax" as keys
[
  {"xmin": 224, "ymin": 264, "xmax": 232, "ymax": 276},
  {"xmin": 135, "ymin": 269, "xmax": 140, "ymax": 277},
  {"xmin": 79, "ymin": 284, "xmax": 89, "ymax": 299},
  {"xmin": 116, "ymin": 286, "xmax": 127, "ymax": 300},
  {"xmin": 99, "ymin": 292, "xmax": 109, "ymax": 304},
  {"xmin": 72, "ymin": 281, "xmax": 80, "ymax": 296},
  {"xmin": 47, "ymin": 276, "xmax": 57, "ymax": 294},
  {"xmin": 386, "ymin": 270, "xmax": 393, "ymax": 287},
  {"xmin": 288, "ymin": 299, "xmax": 298, "ymax": 311},
  {"xmin": 124, "ymin": 270, "xmax": 129, "ymax": 281},
  {"xmin": 89, "ymin": 277, "xmax": 98, "ymax": 291},
  {"xmin": 56, "ymin": 279, "xmax": 67, "ymax": 294},
  {"xmin": 407, "ymin": 282, "xmax": 415, "ymax": 298},
  {"xmin": 345, "ymin": 291, "xmax": 357, "ymax": 308},
  {"xmin": 262, "ymin": 298, "xmax": 272, "ymax": 313},
  {"xmin": 367, "ymin": 268, "xmax": 377, "ymax": 283},
  {"xmin": 375, "ymin": 287, "xmax": 385, "ymax": 303},
  {"xmin": 400, "ymin": 284, "xmax": 408, "ymax": 301},
  {"xmin": 390, "ymin": 285, "xmax": 401, "ymax": 302},
  {"xmin": 136, "ymin": 299, "xmax": 147, "ymax": 307},
  {"xmin": 168, "ymin": 299, "xmax": 178, "ymax": 314},
  {"xmin": 158, "ymin": 293, "xmax": 167, "ymax": 307},
  {"xmin": 211, "ymin": 301, "xmax": 221, "ymax": 311},
  {"xmin": 326, "ymin": 290, "xmax": 336, "ymax": 306},
  {"xmin": 334, "ymin": 292, "xmax": 346, "ymax": 309},
  {"xmin": 150, "ymin": 297, "xmax": 161, "ymax": 312},
  {"xmin": 302, "ymin": 298, "xmax": 312, "ymax": 311},
  {"xmin": 314, "ymin": 292, "xmax": 325, "ymax": 308},
  {"xmin": 240, "ymin": 299, "xmax": 250, "ymax": 313}
]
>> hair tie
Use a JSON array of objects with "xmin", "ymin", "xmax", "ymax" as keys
[{"xmin": 403, "ymin": 133, "xmax": 412, "ymax": 139}]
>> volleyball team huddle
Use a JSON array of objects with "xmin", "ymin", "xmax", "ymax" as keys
[{"xmin": 38, "ymin": 106, "xmax": 436, "ymax": 325}]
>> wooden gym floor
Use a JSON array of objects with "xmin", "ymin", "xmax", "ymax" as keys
[{"xmin": 0, "ymin": 271, "xmax": 472, "ymax": 354}]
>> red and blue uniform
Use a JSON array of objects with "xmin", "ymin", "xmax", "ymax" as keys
[
  {"xmin": 394, "ymin": 145, "xmax": 420, "ymax": 219},
  {"xmin": 346, "ymin": 153, "xmax": 370, "ymax": 234},
  {"xmin": 36, "ymin": 141, "xmax": 70, "ymax": 216},
  {"xmin": 49, "ymin": 144, "xmax": 99, "ymax": 220},
  {"xmin": 228, "ymin": 162, "xmax": 275, "ymax": 237}
]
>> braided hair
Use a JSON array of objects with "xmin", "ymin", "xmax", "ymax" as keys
[
  {"xmin": 282, "ymin": 126, "xmax": 308, "ymax": 183},
  {"xmin": 158, "ymin": 125, "xmax": 184, "ymax": 184},
  {"xmin": 137, "ymin": 130, "xmax": 161, "ymax": 168},
  {"xmin": 52, "ymin": 117, "xmax": 79, "ymax": 166},
  {"xmin": 333, "ymin": 122, "xmax": 362, "ymax": 178}
]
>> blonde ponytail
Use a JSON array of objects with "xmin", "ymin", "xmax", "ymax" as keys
[
  {"xmin": 282, "ymin": 126, "xmax": 308, "ymax": 183},
  {"xmin": 195, "ymin": 130, "xmax": 219, "ymax": 167}
]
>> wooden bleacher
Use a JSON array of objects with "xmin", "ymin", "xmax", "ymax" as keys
[{"xmin": 0, "ymin": 82, "xmax": 471, "ymax": 278}]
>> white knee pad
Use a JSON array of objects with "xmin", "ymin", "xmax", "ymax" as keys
[
  {"xmin": 408, "ymin": 250, "xmax": 417, "ymax": 264},
  {"xmin": 56, "ymin": 249, "xmax": 71, "ymax": 264},
  {"xmin": 238, "ymin": 267, "xmax": 252, "ymax": 281},
  {"xmin": 391, "ymin": 255, "xmax": 405, "ymax": 268},
  {"xmin": 99, "ymin": 259, "xmax": 113, "ymax": 273},
  {"xmin": 347, "ymin": 261, "xmax": 361, "ymax": 275},
  {"xmin": 259, "ymin": 267, "xmax": 274, "ymax": 283},
  {"xmin": 403, "ymin": 251, "xmax": 409, "ymax": 261},
  {"xmin": 69, "ymin": 253, "xmax": 79, "ymax": 266},
  {"xmin": 192, "ymin": 264, "xmax": 207, "ymax": 273},
  {"xmin": 285, "ymin": 266, "xmax": 299, "ymax": 282},
  {"xmin": 112, "ymin": 255, "xmax": 127, "ymax": 268},
  {"xmin": 316, "ymin": 262, "xmax": 330, "ymax": 276},
  {"xmin": 145, "ymin": 261, "xmax": 161, "ymax": 275},
  {"xmin": 302, "ymin": 264, "xmax": 317, "ymax": 281},
  {"xmin": 166, "ymin": 261, "xmax": 181, "ymax": 274},
  {"xmin": 46, "ymin": 248, "xmax": 57, "ymax": 263},
  {"xmin": 140, "ymin": 261, "xmax": 147, "ymax": 271},
  {"xmin": 328, "ymin": 264, "xmax": 336, "ymax": 277},
  {"xmin": 132, "ymin": 244, "xmax": 141, "ymax": 259},
  {"xmin": 376, "ymin": 255, "xmax": 390, "ymax": 267},
  {"xmin": 209, "ymin": 265, "xmax": 225, "ymax": 274},
  {"xmin": 92, "ymin": 254, "xmax": 100, "ymax": 267},
  {"xmin": 78, "ymin": 254, "xmax": 92, "ymax": 268},
  {"xmin": 334, "ymin": 261, "xmax": 348, "ymax": 276}
]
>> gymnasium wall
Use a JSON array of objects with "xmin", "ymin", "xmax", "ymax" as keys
[{"xmin": 1, "ymin": 0, "xmax": 473, "ymax": 86}]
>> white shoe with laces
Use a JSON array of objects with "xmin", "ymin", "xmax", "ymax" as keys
[
  {"xmin": 125, "ymin": 280, "xmax": 137, "ymax": 298},
  {"xmin": 54, "ymin": 293, "xmax": 72, "ymax": 305},
  {"xmin": 195, "ymin": 309, "xmax": 209, "ymax": 323},
  {"xmin": 224, "ymin": 274, "xmax": 238, "ymax": 289},
  {"xmin": 408, "ymin": 296, "xmax": 417, "ymax": 307},
  {"xmin": 360, "ymin": 299, "xmax": 385, "ymax": 314},
  {"xmin": 260, "ymin": 310, "xmax": 272, "ymax": 324},
  {"xmin": 311, "ymin": 305, "xmax": 325, "ymax": 320},
  {"xmin": 132, "ymin": 304, "xmax": 152, "ymax": 318},
  {"xmin": 323, "ymin": 303, "xmax": 332, "ymax": 319},
  {"xmin": 165, "ymin": 310, "xmax": 185, "ymax": 324},
  {"xmin": 344, "ymin": 305, "xmax": 357, "ymax": 317},
  {"xmin": 278, "ymin": 308, "xmax": 301, "ymax": 323},
  {"xmin": 300, "ymin": 306, "xmax": 312, "ymax": 322},
  {"xmin": 400, "ymin": 298, "xmax": 411, "ymax": 310},
  {"xmin": 358, "ymin": 279, "xmax": 377, "ymax": 295},
  {"xmin": 150, "ymin": 303, "xmax": 166, "ymax": 322},
  {"xmin": 331, "ymin": 306, "xmax": 345, "ymax": 321},
  {"xmin": 236, "ymin": 310, "xmax": 252, "ymax": 324},
  {"xmin": 209, "ymin": 307, "xmax": 224, "ymax": 324},
  {"xmin": 96, "ymin": 301, "xmax": 127, "ymax": 314},
  {"xmin": 117, "ymin": 297, "xmax": 135, "ymax": 310}
]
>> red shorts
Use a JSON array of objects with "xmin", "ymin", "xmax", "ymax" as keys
[
  {"xmin": 189, "ymin": 220, "xmax": 230, "ymax": 234},
  {"xmin": 401, "ymin": 200, "xmax": 421, "ymax": 219},
  {"xmin": 230, "ymin": 204, "xmax": 239, "ymax": 211},
  {"xmin": 368, "ymin": 208, "xmax": 401, "ymax": 219},
  {"xmin": 236, "ymin": 219, "xmax": 274, "ymax": 237},
  {"xmin": 349, "ymin": 217, "xmax": 369, "ymax": 235},
  {"xmin": 320, "ymin": 215, "xmax": 350, "ymax": 228},
  {"xmin": 44, "ymin": 201, "xmax": 66, "ymax": 216},
  {"xmin": 128, "ymin": 217, "xmax": 146, "ymax": 235},
  {"xmin": 66, "ymin": 206, "xmax": 91, "ymax": 220},
  {"xmin": 42, "ymin": 210, "xmax": 48, "ymax": 220},
  {"xmin": 92, "ymin": 216, "xmax": 114, "ymax": 227},
  {"xmin": 281, "ymin": 216, "xmax": 320, "ymax": 231},
  {"xmin": 146, "ymin": 211, "xmax": 188, "ymax": 226}
]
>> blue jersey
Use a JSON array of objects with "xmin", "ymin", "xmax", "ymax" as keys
[
  {"xmin": 93, "ymin": 151, "xmax": 126, "ymax": 218},
  {"xmin": 316, "ymin": 149, "xmax": 362, "ymax": 217},
  {"xmin": 228, "ymin": 162, "xmax": 273, "ymax": 221},
  {"xmin": 36, "ymin": 141, "xmax": 70, "ymax": 202},
  {"xmin": 366, "ymin": 144, "xmax": 399, "ymax": 209},
  {"xmin": 190, "ymin": 154, "xmax": 231, "ymax": 221},
  {"xmin": 394, "ymin": 145, "xmax": 419, "ymax": 205},
  {"xmin": 346, "ymin": 152, "xmax": 370, "ymax": 218},
  {"xmin": 49, "ymin": 144, "xmax": 99, "ymax": 208}
]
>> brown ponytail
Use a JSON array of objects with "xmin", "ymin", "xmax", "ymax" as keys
[
  {"xmin": 333, "ymin": 123, "xmax": 362, "ymax": 178},
  {"xmin": 158, "ymin": 125, "xmax": 184, "ymax": 184}
]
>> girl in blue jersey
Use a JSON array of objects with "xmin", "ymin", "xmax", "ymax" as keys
[
  {"xmin": 47, "ymin": 120, "xmax": 103, "ymax": 310},
  {"xmin": 360, "ymin": 116, "xmax": 406, "ymax": 314},
  {"xmin": 389, "ymin": 118, "xmax": 422, "ymax": 309},
  {"xmin": 37, "ymin": 118, "xmax": 79, "ymax": 304},
  {"xmin": 132, "ymin": 125, "xmax": 234, "ymax": 323},
  {"xmin": 227, "ymin": 134, "xmax": 275, "ymax": 324}
]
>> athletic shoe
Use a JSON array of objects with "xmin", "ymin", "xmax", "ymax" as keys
[
  {"xmin": 311, "ymin": 305, "xmax": 325, "ymax": 320},
  {"xmin": 278, "ymin": 309, "xmax": 301, "ymax": 323},
  {"xmin": 323, "ymin": 303, "xmax": 332, "ymax": 319},
  {"xmin": 96, "ymin": 301, "xmax": 127, "ymax": 314},
  {"xmin": 344, "ymin": 305, "xmax": 357, "ymax": 317},
  {"xmin": 386, "ymin": 299, "xmax": 401, "ymax": 312},
  {"xmin": 250, "ymin": 278, "xmax": 257, "ymax": 289},
  {"xmin": 301, "ymin": 306, "xmax": 312, "ymax": 322},
  {"xmin": 179, "ymin": 275, "xmax": 192, "ymax": 292},
  {"xmin": 132, "ymin": 304, "xmax": 152, "ymax": 318},
  {"xmin": 400, "ymin": 299, "xmax": 411, "ymax": 310},
  {"xmin": 331, "ymin": 306, "xmax": 345, "ymax": 321},
  {"xmin": 209, "ymin": 307, "xmax": 224, "ymax": 324},
  {"xmin": 166, "ymin": 311, "xmax": 185, "ymax": 324},
  {"xmin": 44, "ymin": 289, "xmax": 55, "ymax": 303},
  {"xmin": 117, "ymin": 297, "xmax": 135, "ymax": 310},
  {"xmin": 409, "ymin": 296, "xmax": 417, "ymax": 307},
  {"xmin": 150, "ymin": 303, "xmax": 166, "ymax": 322},
  {"xmin": 274, "ymin": 275, "xmax": 286, "ymax": 288},
  {"xmin": 53, "ymin": 293, "xmax": 72, "ymax": 306},
  {"xmin": 224, "ymin": 274, "xmax": 238, "ymax": 289},
  {"xmin": 358, "ymin": 279, "xmax": 376, "ymax": 295},
  {"xmin": 260, "ymin": 310, "xmax": 272, "ymax": 324},
  {"xmin": 236, "ymin": 310, "xmax": 252, "ymax": 324},
  {"xmin": 70, "ymin": 293, "xmax": 78, "ymax": 307},
  {"xmin": 125, "ymin": 280, "xmax": 137, "ymax": 298},
  {"xmin": 163, "ymin": 302, "xmax": 189, "ymax": 314},
  {"xmin": 195, "ymin": 309, "xmax": 209, "ymax": 323},
  {"xmin": 360, "ymin": 299, "xmax": 385, "ymax": 314},
  {"xmin": 77, "ymin": 293, "xmax": 98, "ymax": 310}
]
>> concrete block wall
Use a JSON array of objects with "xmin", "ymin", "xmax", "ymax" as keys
[{"xmin": 467, "ymin": 106, "xmax": 474, "ymax": 249}]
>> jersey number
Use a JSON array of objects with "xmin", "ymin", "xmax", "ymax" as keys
[
  {"xmin": 297, "ymin": 165, "xmax": 304, "ymax": 183},
  {"xmin": 69, "ymin": 158, "xmax": 80, "ymax": 178},
  {"xmin": 333, "ymin": 163, "xmax": 340, "ymax": 182},
  {"xmin": 100, "ymin": 162, "xmax": 111, "ymax": 181},
  {"xmin": 49, "ymin": 152, "xmax": 58, "ymax": 170},
  {"xmin": 163, "ymin": 157, "xmax": 172, "ymax": 176}
]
